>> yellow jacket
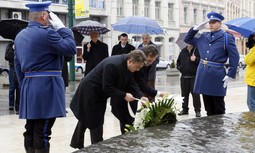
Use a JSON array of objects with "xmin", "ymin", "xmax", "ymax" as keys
[{"xmin": 244, "ymin": 46, "xmax": 255, "ymax": 86}]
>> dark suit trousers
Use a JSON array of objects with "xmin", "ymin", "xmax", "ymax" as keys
[
  {"xmin": 180, "ymin": 77, "xmax": 201, "ymax": 112},
  {"xmin": 24, "ymin": 118, "xmax": 56, "ymax": 150},
  {"xmin": 147, "ymin": 80, "xmax": 155, "ymax": 102},
  {"xmin": 202, "ymin": 95, "xmax": 225, "ymax": 116},
  {"xmin": 70, "ymin": 120, "xmax": 103, "ymax": 149}
]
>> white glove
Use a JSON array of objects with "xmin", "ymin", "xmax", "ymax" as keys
[
  {"xmin": 193, "ymin": 20, "xmax": 208, "ymax": 31},
  {"xmin": 49, "ymin": 12, "xmax": 65, "ymax": 30},
  {"xmin": 222, "ymin": 76, "xmax": 229, "ymax": 88}
]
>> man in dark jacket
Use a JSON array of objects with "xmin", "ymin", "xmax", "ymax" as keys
[
  {"xmin": 5, "ymin": 41, "xmax": 20, "ymax": 113},
  {"xmin": 70, "ymin": 50, "xmax": 148, "ymax": 149},
  {"xmin": 111, "ymin": 45, "xmax": 168, "ymax": 134},
  {"xmin": 111, "ymin": 33, "xmax": 135, "ymax": 56},
  {"xmin": 177, "ymin": 44, "xmax": 201, "ymax": 117},
  {"xmin": 137, "ymin": 33, "xmax": 159, "ymax": 101},
  {"xmin": 83, "ymin": 31, "xmax": 108, "ymax": 76}
]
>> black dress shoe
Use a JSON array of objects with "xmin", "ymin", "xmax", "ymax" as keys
[
  {"xmin": 9, "ymin": 106, "xmax": 14, "ymax": 111},
  {"xmin": 178, "ymin": 111, "xmax": 188, "ymax": 115},
  {"xmin": 195, "ymin": 112, "xmax": 201, "ymax": 117}
]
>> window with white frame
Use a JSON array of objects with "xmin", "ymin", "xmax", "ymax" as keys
[
  {"xmin": 144, "ymin": 0, "xmax": 150, "ymax": 17},
  {"xmin": 117, "ymin": 0, "xmax": 123, "ymax": 16},
  {"xmin": 184, "ymin": 7, "xmax": 188, "ymax": 24},
  {"xmin": 203, "ymin": 10, "xmax": 207, "ymax": 21},
  {"xmin": 90, "ymin": 0, "xmax": 96, "ymax": 8},
  {"xmin": 132, "ymin": 0, "xmax": 138, "ymax": 16},
  {"xmin": 168, "ymin": 3, "xmax": 174, "ymax": 21},
  {"xmin": 155, "ymin": 1, "xmax": 161, "ymax": 20},
  {"xmin": 194, "ymin": 8, "xmax": 197, "ymax": 24}
]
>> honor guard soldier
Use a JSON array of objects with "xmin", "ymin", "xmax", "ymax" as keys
[
  {"xmin": 14, "ymin": 1, "xmax": 76, "ymax": 153},
  {"xmin": 184, "ymin": 11, "xmax": 239, "ymax": 116}
]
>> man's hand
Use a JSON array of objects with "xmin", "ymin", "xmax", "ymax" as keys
[
  {"xmin": 124, "ymin": 93, "xmax": 135, "ymax": 102},
  {"xmin": 140, "ymin": 97, "xmax": 149, "ymax": 103},
  {"xmin": 193, "ymin": 20, "xmax": 208, "ymax": 31},
  {"xmin": 159, "ymin": 92, "xmax": 169, "ymax": 97},
  {"xmin": 190, "ymin": 54, "xmax": 196, "ymax": 61},
  {"xmin": 87, "ymin": 42, "xmax": 91, "ymax": 51},
  {"xmin": 49, "ymin": 12, "xmax": 65, "ymax": 30},
  {"xmin": 222, "ymin": 75, "xmax": 229, "ymax": 88}
]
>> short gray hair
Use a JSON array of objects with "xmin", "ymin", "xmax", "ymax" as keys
[
  {"xmin": 29, "ymin": 11, "xmax": 44, "ymax": 20},
  {"xmin": 142, "ymin": 33, "xmax": 151, "ymax": 39},
  {"xmin": 127, "ymin": 50, "xmax": 147, "ymax": 63}
]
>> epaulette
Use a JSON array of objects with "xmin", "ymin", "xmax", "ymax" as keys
[{"xmin": 39, "ymin": 26, "xmax": 49, "ymax": 29}]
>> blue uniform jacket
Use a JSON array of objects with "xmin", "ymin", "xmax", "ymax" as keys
[
  {"xmin": 14, "ymin": 21, "xmax": 76, "ymax": 119},
  {"xmin": 184, "ymin": 28, "xmax": 239, "ymax": 96}
]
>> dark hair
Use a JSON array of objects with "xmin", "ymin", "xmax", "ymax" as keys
[
  {"xmin": 141, "ymin": 45, "xmax": 159, "ymax": 57},
  {"xmin": 246, "ymin": 33, "xmax": 255, "ymax": 49},
  {"xmin": 127, "ymin": 50, "xmax": 147, "ymax": 63},
  {"xmin": 120, "ymin": 33, "xmax": 128, "ymax": 38}
]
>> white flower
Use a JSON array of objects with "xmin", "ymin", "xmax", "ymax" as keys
[
  {"xmin": 167, "ymin": 94, "xmax": 184, "ymax": 103},
  {"xmin": 133, "ymin": 108, "xmax": 149, "ymax": 129}
]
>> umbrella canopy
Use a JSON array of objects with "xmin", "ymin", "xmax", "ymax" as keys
[
  {"xmin": 176, "ymin": 33, "xmax": 187, "ymax": 50},
  {"xmin": 72, "ymin": 29, "xmax": 84, "ymax": 46},
  {"xmin": 72, "ymin": 20, "xmax": 110, "ymax": 35},
  {"xmin": 112, "ymin": 16, "xmax": 164, "ymax": 35},
  {"xmin": 225, "ymin": 17, "xmax": 255, "ymax": 38},
  {"xmin": 0, "ymin": 19, "xmax": 28, "ymax": 40}
]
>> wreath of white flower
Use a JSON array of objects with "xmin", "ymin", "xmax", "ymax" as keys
[{"xmin": 125, "ymin": 94, "xmax": 182, "ymax": 132}]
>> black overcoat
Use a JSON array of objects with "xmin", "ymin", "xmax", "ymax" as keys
[
  {"xmin": 82, "ymin": 40, "xmax": 108, "ymax": 76},
  {"xmin": 111, "ymin": 42, "xmax": 135, "ymax": 56},
  {"xmin": 111, "ymin": 65, "xmax": 157, "ymax": 124},
  {"xmin": 70, "ymin": 55, "xmax": 142, "ymax": 128},
  {"xmin": 62, "ymin": 56, "xmax": 73, "ymax": 87}
]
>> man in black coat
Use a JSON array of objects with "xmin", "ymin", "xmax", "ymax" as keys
[
  {"xmin": 137, "ymin": 33, "xmax": 159, "ymax": 101},
  {"xmin": 83, "ymin": 31, "xmax": 108, "ymax": 76},
  {"xmin": 5, "ymin": 41, "xmax": 20, "ymax": 113},
  {"xmin": 70, "ymin": 50, "xmax": 148, "ymax": 149},
  {"xmin": 111, "ymin": 33, "xmax": 135, "ymax": 56},
  {"xmin": 176, "ymin": 44, "xmax": 201, "ymax": 117},
  {"xmin": 111, "ymin": 45, "xmax": 168, "ymax": 134}
]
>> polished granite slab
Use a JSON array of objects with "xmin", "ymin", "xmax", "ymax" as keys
[{"xmin": 75, "ymin": 112, "xmax": 255, "ymax": 153}]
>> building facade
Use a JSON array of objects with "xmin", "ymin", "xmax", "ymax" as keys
[{"xmin": 1, "ymin": 0, "xmax": 255, "ymax": 65}]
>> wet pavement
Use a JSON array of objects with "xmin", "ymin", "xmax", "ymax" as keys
[{"xmin": 0, "ymin": 69, "xmax": 249, "ymax": 153}]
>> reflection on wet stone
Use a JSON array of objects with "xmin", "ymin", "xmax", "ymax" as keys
[{"xmin": 75, "ymin": 112, "xmax": 255, "ymax": 153}]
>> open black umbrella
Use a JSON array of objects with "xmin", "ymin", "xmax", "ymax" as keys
[
  {"xmin": 72, "ymin": 29, "xmax": 84, "ymax": 46},
  {"xmin": 72, "ymin": 20, "xmax": 110, "ymax": 35},
  {"xmin": 0, "ymin": 19, "xmax": 28, "ymax": 40}
]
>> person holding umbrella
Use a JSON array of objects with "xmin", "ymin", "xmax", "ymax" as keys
[
  {"xmin": 244, "ymin": 33, "xmax": 255, "ymax": 112},
  {"xmin": 14, "ymin": 1, "xmax": 76, "ymax": 153},
  {"xmin": 5, "ymin": 41, "xmax": 20, "ymax": 113},
  {"xmin": 83, "ymin": 31, "xmax": 109, "ymax": 76},
  {"xmin": 184, "ymin": 12, "xmax": 239, "ymax": 116}
]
